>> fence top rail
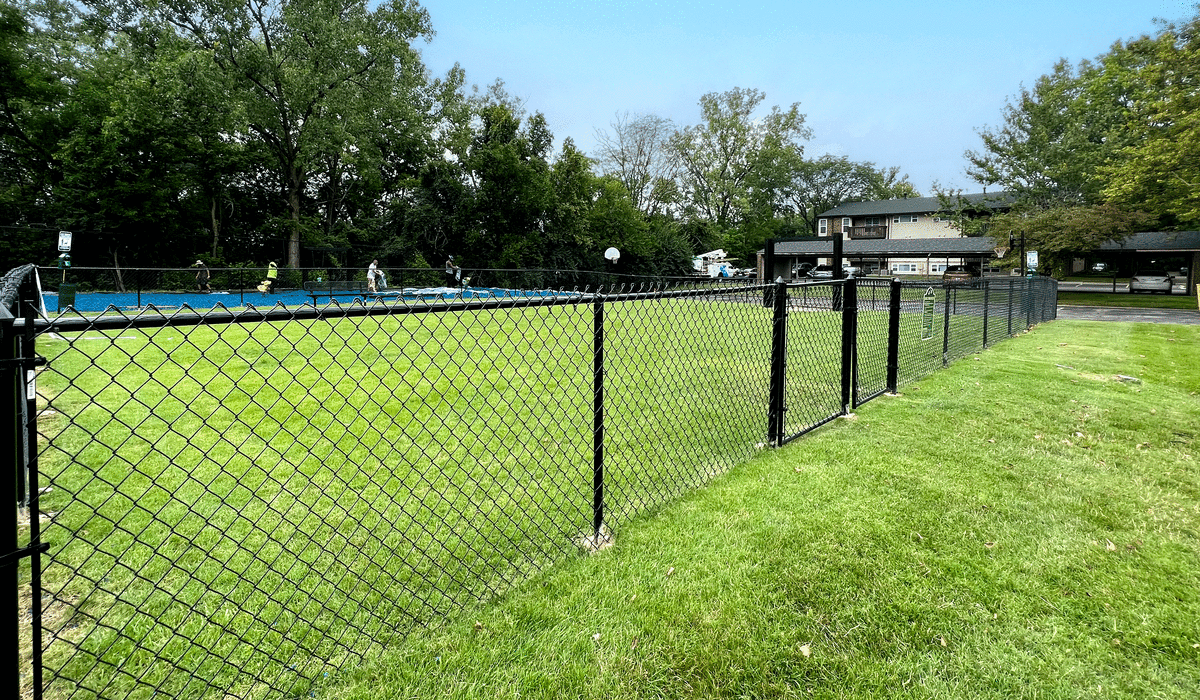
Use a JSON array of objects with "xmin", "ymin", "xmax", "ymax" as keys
[
  {"xmin": 0, "ymin": 263, "xmax": 37, "ymax": 322},
  {"xmin": 21, "ymin": 280, "xmax": 774, "ymax": 333}
]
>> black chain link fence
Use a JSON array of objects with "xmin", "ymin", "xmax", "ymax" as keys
[{"xmin": 4, "ymin": 267, "xmax": 1057, "ymax": 699}]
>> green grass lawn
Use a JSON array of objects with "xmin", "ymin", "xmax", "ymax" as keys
[
  {"xmin": 1057, "ymin": 290, "xmax": 1199, "ymax": 310},
  {"xmin": 312, "ymin": 319, "xmax": 1200, "ymax": 700}
]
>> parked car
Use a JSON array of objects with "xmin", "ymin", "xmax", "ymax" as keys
[
  {"xmin": 1129, "ymin": 270, "xmax": 1173, "ymax": 294},
  {"xmin": 792, "ymin": 262, "xmax": 813, "ymax": 277},
  {"xmin": 942, "ymin": 265, "xmax": 977, "ymax": 283},
  {"xmin": 1091, "ymin": 262, "xmax": 1108, "ymax": 273},
  {"xmin": 807, "ymin": 264, "xmax": 860, "ymax": 279}
]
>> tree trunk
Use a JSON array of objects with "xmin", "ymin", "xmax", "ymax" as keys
[
  {"xmin": 288, "ymin": 171, "xmax": 302, "ymax": 269},
  {"xmin": 211, "ymin": 196, "xmax": 221, "ymax": 257},
  {"xmin": 111, "ymin": 248, "xmax": 125, "ymax": 293}
]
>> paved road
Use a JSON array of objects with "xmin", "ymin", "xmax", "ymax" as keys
[{"xmin": 1056, "ymin": 305, "xmax": 1200, "ymax": 325}]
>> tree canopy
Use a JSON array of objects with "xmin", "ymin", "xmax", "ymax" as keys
[
  {"xmin": 2, "ymin": 0, "xmax": 922, "ymax": 275},
  {"xmin": 963, "ymin": 8, "xmax": 1200, "ymax": 269}
]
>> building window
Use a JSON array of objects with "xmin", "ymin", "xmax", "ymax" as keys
[
  {"xmin": 891, "ymin": 263, "xmax": 918, "ymax": 273},
  {"xmin": 818, "ymin": 219, "xmax": 827, "ymax": 235},
  {"xmin": 892, "ymin": 214, "xmax": 918, "ymax": 223},
  {"xmin": 842, "ymin": 217, "xmax": 852, "ymax": 232},
  {"xmin": 864, "ymin": 217, "xmax": 881, "ymax": 227},
  {"xmin": 930, "ymin": 263, "xmax": 947, "ymax": 273}
]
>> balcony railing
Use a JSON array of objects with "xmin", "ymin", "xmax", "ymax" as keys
[{"xmin": 847, "ymin": 225, "xmax": 887, "ymax": 239}]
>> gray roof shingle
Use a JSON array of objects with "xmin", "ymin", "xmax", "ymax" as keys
[
  {"xmin": 818, "ymin": 192, "xmax": 1015, "ymax": 218},
  {"xmin": 1098, "ymin": 230, "xmax": 1200, "ymax": 251}
]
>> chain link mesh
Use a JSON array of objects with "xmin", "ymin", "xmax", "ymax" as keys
[
  {"xmin": 12, "ymin": 271, "xmax": 1057, "ymax": 699},
  {"xmin": 853, "ymin": 278, "xmax": 893, "ymax": 405},
  {"xmin": 28, "ymin": 278, "xmax": 777, "ymax": 699}
]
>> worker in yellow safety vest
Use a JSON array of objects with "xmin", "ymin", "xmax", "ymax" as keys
[{"xmin": 261, "ymin": 261, "xmax": 279, "ymax": 294}]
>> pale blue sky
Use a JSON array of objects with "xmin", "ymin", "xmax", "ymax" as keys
[{"xmin": 415, "ymin": 0, "xmax": 1194, "ymax": 194}]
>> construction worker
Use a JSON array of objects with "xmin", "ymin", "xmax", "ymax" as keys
[{"xmin": 263, "ymin": 260, "xmax": 279, "ymax": 294}]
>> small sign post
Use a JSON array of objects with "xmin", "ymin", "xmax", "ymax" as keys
[
  {"xmin": 1026, "ymin": 250, "xmax": 1039, "ymax": 275},
  {"xmin": 57, "ymin": 230, "xmax": 75, "ymax": 309}
]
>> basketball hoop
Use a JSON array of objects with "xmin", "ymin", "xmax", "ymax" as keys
[{"xmin": 993, "ymin": 246, "xmax": 1010, "ymax": 259}]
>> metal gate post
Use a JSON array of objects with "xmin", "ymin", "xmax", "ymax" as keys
[
  {"xmin": 768, "ymin": 279, "xmax": 788, "ymax": 444},
  {"xmin": 982, "ymin": 281, "xmax": 991, "ymax": 348},
  {"xmin": 1, "ymin": 300, "xmax": 18, "ymax": 699},
  {"xmin": 885, "ymin": 279, "xmax": 901, "ymax": 393},
  {"xmin": 839, "ymin": 279, "xmax": 857, "ymax": 412},
  {"xmin": 592, "ymin": 296, "xmax": 605, "ymax": 537},
  {"xmin": 1024, "ymin": 278, "xmax": 1033, "ymax": 329},
  {"xmin": 941, "ymin": 285, "xmax": 951, "ymax": 366},
  {"xmin": 1007, "ymin": 279, "xmax": 1014, "ymax": 336},
  {"xmin": 20, "ymin": 289, "xmax": 45, "ymax": 699}
]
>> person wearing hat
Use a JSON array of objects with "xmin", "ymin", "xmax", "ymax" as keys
[{"xmin": 192, "ymin": 260, "xmax": 211, "ymax": 292}]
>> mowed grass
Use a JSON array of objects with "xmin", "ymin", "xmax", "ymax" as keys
[
  {"xmin": 1058, "ymin": 290, "xmax": 1199, "ymax": 310},
  {"xmin": 312, "ymin": 319, "xmax": 1200, "ymax": 700},
  {"xmin": 25, "ymin": 291, "xmax": 796, "ymax": 699}
]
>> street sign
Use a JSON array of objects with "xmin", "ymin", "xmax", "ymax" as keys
[
  {"xmin": 1026, "ymin": 250, "xmax": 1039, "ymax": 269},
  {"xmin": 58, "ymin": 230, "xmax": 73, "ymax": 252}
]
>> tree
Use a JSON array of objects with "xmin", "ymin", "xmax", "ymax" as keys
[
  {"xmin": 593, "ymin": 112, "xmax": 679, "ymax": 215},
  {"xmin": 669, "ymin": 88, "xmax": 811, "ymax": 239},
  {"xmin": 965, "ymin": 60, "xmax": 1106, "ymax": 208},
  {"xmin": 461, "ymin": 104, "xmax": 554, "ymax": 268},
  {"xmin": 782, "ymin": 156, "xmax": 919, "ymax": 234},
  {"xmin": 1100, "ymin": 14, "xmax": 1200, "ymax": 229},
  {"xmin": 1, "ymin": 0, "xmax": 86, "ymax": 227},
  {"xmin": 99, "ymin": 0, "xmax": 441, "ymax": 267},
  {"xmin": 986, "ymin": 204, "xmax": 1156, "ymax": 275}
]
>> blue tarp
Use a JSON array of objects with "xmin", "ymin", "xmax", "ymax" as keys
[{"xmin": 41, "ymin": 286, "xmax": 577, "ymax": 313}]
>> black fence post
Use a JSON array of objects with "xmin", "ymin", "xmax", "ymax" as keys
[
  {"xmin": 840, "ymin": 278, "xmax": 857, "ymax": 412},
  {"xmin": 941, "ymin": 284, "xmax": 952, "ymax": 366},
  {"xmin": 592, "ymin": 295, "xmax": 605, "ymax": 537},
  {"xmin": 982, "ymin": 281, "xmax": 991, "ymax": 348},
  {"xmin": 885, "ymin": 279, "xmax": 901, "ymax": 393},
  {"xmin": 19, "ymin": 286, "xmax": 44, "ymax": 699},
  {"xmin": 1, "ymin": 300, "xmax": 17, "ymax": 699},
  {"xmin": 831, "ymin": 234, "xmax": 844, "ymax": 312},
  {"xmin": 763, "ymin": 238, "xmax": 775, "ymax": 308},
  {"xmin": 768, "ymin": 279, "xmax": 788, "ymax": 444},
  {"xmin": 1024, "ymin": 278, "xmax": 1033, "ymax": 329}
]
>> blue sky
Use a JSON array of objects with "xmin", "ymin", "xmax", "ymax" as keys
[{"xmin": 414, "ymin": 0, "xmax": 1194, "ymax": 195}]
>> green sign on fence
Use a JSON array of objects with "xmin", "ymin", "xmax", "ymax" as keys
[
  {"xmin": 58, "ymin": 283, "xmax": 76, "ymax": 312},
  {"xmin": 921, "ymin": 287, "xmax": 936, "ymax": 340}
]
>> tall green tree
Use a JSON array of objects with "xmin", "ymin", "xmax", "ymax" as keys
[
  {"xmin": 593, "ymin": 112, "xmax": 679, "ymax": 216},
  {"xmin": 1100, "ymin": 14, "xmax": 1200, "ymax": 229},
  {"xmin": 782, "ymin": 155, "xmax": 919, "ymax": 234},
  {"xmin": 461, "ymin": 104, "xmax": 554, "ymax": 268},
  {"xmin": 97, "ymin": 0, "xmax": 441, "ymax": 267},
  {"xmin": 669, "ymin": 88, "xmax": 811, "ymax": 245}
]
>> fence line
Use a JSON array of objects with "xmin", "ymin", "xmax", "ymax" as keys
[{"xmin": 3, "ymin": 268, "xmax": 1057, "ymax": 699}]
